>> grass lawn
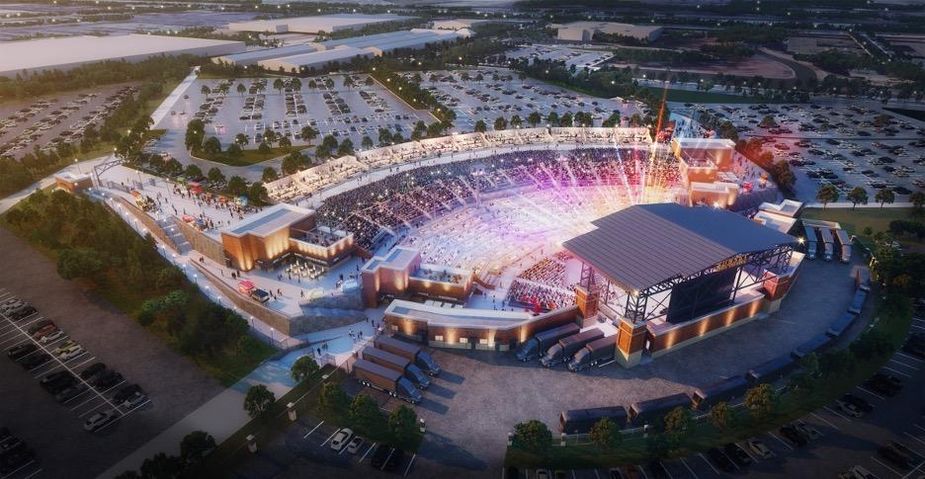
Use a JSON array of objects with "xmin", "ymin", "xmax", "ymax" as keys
[
  {"xmin": 802, "ymin": 207, "xmax": 924, "ymax": 249},
  {"xmin": 506, "ymin": 293, "xmax": 914, "ymax": 469},
  {"xmin": 197, "ymin": 145, "xmax": 309, "ymax": 167}
]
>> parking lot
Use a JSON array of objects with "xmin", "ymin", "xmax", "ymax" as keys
[
  {"xmin": 0, "ymin": 226, "xmax": 223, "ymax": 479},
  {"xmin": 0, "ymin": 84, "xmax": 137, "ymax": 160},
  {"xmin": 675, "ymin": 101, "xmax": 925, "ymax": 202},
  {"xmin": 507, "ymin": 44, "xmax": 615, "ymax": 72},
  {"xmin": 416, "ymin": 67, "xmax": 640, "ymax": 132},
  {"xmin": 155, "ymin": 74, "xmax": 435, "ymax": 155}
]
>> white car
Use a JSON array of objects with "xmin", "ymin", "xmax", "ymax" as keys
[
  {"xmin": 346, "ymin": 436, "xmax": 364, "ymax": 454},
  {"xmin": 84, "ymin": 410, "xmax": 118, "ymax": 432},
  {"xmin": 746, "ymin": 438, "xmax": 773, "ymax": 459},
  {"xmin": 58, "ymin": 346, "xmax": 85, "ymax": 361},
  {"xmin": 329, "ymin": 428, "xmax": 353, "ymax": 452},
  {"xmin": 38, "ymin": 329, "xmax": 65, "ymax": 344}
]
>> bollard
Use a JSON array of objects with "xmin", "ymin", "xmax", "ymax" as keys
[
  {"xmin": 507, "ymin": 432, "xmax": 513, "ymax": 447},
  {"xmin": 419, "ymin": 417, "xmax": 426, "ymax": 434},
  {"xmin": 287, "ymin": 402, "xmax": 297, "ymax": 421},
  {"xmin": 246, "ymin": 434, "xmax": 257, "ymax": 453},
  {"xmin": 643, "ymin": 424, "xmax": 650, "ymax": 439},
  {"xmin": 560, "ymin": 432, "xmax": 566, "ymax": 447}
]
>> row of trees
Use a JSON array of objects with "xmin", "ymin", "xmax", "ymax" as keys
[
  {"xmin": 316, "ymin": 381, "xmax": 423, "ymax": 450},
  {"xmin": 369, "ymin": 69, "xmax": 457, "ymax": 125},
  {"xmin": 114, "ymin": 430, "xmax": 217, "ymax": 479}
]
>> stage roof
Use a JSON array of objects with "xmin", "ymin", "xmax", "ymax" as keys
[{"xmin": 563, "ymin": 203, "xmax": 796, "ymax": 292}]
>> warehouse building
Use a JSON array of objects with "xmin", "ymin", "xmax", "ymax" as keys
[
  {"xmin": 555, "ymin": 21, "xmax": 663, "ymax": 43},
  {"xmin": 227, "ymin": 13, "xmax": 413, "ymax": 34},
  {"xmin": 321, "ymin": 27, "xmax": 472, "ymax": 52},
  {"xmin": 0, "ymin": 34, "xmax": 245, "ymax": 78},
  {"xmin": 257, "ymin": 45, "xmax": 377, "ymax": 74},
  {"xmin": 431, "ymin": 18, "xmax": 490, "ymax": 30},
  {"xmin": 213, "ymin": 43, "xmax": 320, "ymax": 66}
]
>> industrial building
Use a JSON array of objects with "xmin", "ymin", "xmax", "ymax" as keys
[
  {"xmin": 213, "ymin": 43, "xmax": 319, "ymax": 66},
  {"xmin": 227, "ymin": 13, "xmax": 413, "ymax": 34},
  {"xmin": 252, "ymin": 28, "xmax": 472, "ymax": 74},
  {"xmin": 555, "ymin": 21, "xmax": 663, "ymax": 43},
  {"xmin": 0, "ymin": 34, "xmax": 246, "ymax": 78},
  {"xmin": 431, "ymin": 18, "xmax": 490, "ymax": 30}
]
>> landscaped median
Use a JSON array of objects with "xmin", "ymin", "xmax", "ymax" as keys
[
  {"xmin": 189, "ymin": 362, "xmax": 425, "ymax": 477},
  {"xmin": 505, "ymin": 292, "xmax": 914, "ymax": 469}
]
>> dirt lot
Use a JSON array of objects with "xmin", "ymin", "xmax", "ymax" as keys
[{"xmin": 0, "ymin": 226, "xmax": 224, "ymax": 478}]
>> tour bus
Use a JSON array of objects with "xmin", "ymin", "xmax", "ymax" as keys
[
  {"xmin": 819, "ymin": 227, "xmax": 835, "ymax": 261},
  {"xmin": 834, "ymin": 228, "xmax": 852, "ymax": 263},
  {"xmin": 803, "ymin": 225, "xmax": 817, "ymax": 260}
]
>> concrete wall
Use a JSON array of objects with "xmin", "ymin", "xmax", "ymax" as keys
[
  {"xmin": 174, "ymin": 217, "xmax": 226, "ymax": 265},
  {"xmin": 112, "ymin": 197, "xmax": 178, "ymax": 252},
  {"xmin": 191, "ymin": 261, "xmax": 293, "ymax": 335}
]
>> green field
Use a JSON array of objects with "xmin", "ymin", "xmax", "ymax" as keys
[{"xmin": 802, "ymin": 207, "xmax": 923, "ymax": 249}]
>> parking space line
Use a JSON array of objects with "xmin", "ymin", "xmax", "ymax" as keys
[
  {"xmin": 679, "ymin": 458, "xmax": 700, "ymax": 479},
  {"xmin": 78, "ymin": 401, "xmax": 110, "ymax": 418},
  {"xmin": 20, "ymin": 468, "xmax": 43, "ymax": 479},
  {"xmin": 811, "ymin": 411, "xmax": 841, "ymax": 430},
  {"xmin": 823, "ymin": 405, "xmax": 851, "ymax": 422},
  {"xmin": 906, "ymin": 432, "xmax": 925, "ymax": 448},
  {"xmin": 915, "ymin": 425, "xmax": 925, "ymax": 433},
  {"xmin": 767, "ymin": 432, "xmax": 794, "ymax": 451},
  {"xmin": 697, "ymin": 453, "xmax": 719, "ymax": 475},
  {"xmin": 303, "ymin": 420, "xmax": 324, "ymax": 439},
  {"xmin": 359, "ymin": 442, "xmax": 376, "ymax": 463},
  {"xmin": 871, "ymin": 456, "xmax": 904, "ymax": 477},
  {"xmin": 320, "ymin": 430, "xmax": 338, "ymax": 447},
  {"xmin": 593, "ymin": 469, "xmax": 601, "ymax": 479},
  {"xmin": 404, "ymin": 453, "xmax": 416, "ymax": 477},
  {"xmin": 888, "ymin": 358, "xmax": 919, "ymax": 370},
  {"xmin": 381, "ymin": 448, "xmax": 395, "ymax": 471},
  {"xmin": 0, "ymin": 459, "xmax": 38, "ymax": 479},
  {"xmin": 882, "ymin": 366, "xmax": 913, "ymax": 378},
  {"xmin": 896, "ymin": 352, "xmax": 924, "ymax": 363},
  {"xmin": 856, "ymin": 386, "xmax": 886, "ymax": 400}
]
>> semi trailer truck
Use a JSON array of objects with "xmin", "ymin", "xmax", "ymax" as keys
[
  {"xmin": 540, "ymin": 328, "xmax": 605, "ymax": 368},
  {"xmin": 361, "ymin": 346, "xmax": 431, "ymax": 389},
  {"xmin": 566, "ymin": 336, "xmax": 616, "ymax": 372},
  {"xmin": 353, "ymin": 359, "xmax": 422, "ymax": 404},
  {"xmin": 374, "ymin": 335, "xmax": 441, "ymax": 376},
  {"xmin": 516, "ymin": 322, "xmax": 580, "ymax": 362}
]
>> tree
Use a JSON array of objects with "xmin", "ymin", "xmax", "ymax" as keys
[
  {"xmin": 278, "ymin": 136, "xmax": 292, "ymax": 150},
  {"xmin": 180, "ymin": 430, "xmax": 216, "ymax": 466},
  {"xmin": 202, "ymin": 136, "xmax": 222, "ymax": 155},
  {"xmin": 589, "ymin": 417, "xmax": 621, "ymax": 449},
  {"xmin": 875, "ymin": 188, "xmax": 895, "ymax": 208},
  {"xmin": 273, "ymin": 78, "xmax": 284, "ymax": 94},
  {"xmin": 851, "ymin": 328, "xmax": 894, "ymax": 360},
  {"xmin": 226, "ymin": 143, "xmax": 242, "ymax": 158},
  {"xmin": 389, "ymin": 405, "xmax": 422, "ymax": 449},
  {"xmin": 337, "ymin": 138, "xmax": 354, "ymax": 156},
  {"xmin": 57, "ymin": 248, "xmax": 104, "ymax": 280},
  {"xmin": 290, "ymin": 355, "xmax": 319, "ymax": 383},
  {"xmin": 474, "ymin": 120, "xmax": 487, "ymax": 133},
  {"xmin": 247, "ymin": 182, "xmax": 267, "ymax": 205},
  {"xmin": 361, "ymin": 135, "xmax": 374, "ymax": 150},
  {"xmin": 258, "ymin": 141, "xmax": 271, "ymax": 154},
  {"xmin": 847, "ymin": 186, "xmax": 868, "ymax": 209},
  {"xmin": 244, "ymin": 385, "xmax": 275, "ymax": 419},
  {"xmin": 281, "ymin": 152, "xmax": 304, "ymax": 175},
  {"xmin": 910, "ymin": 191, "xmax": 925, "ymax": 217},
  {"xmin": 139, "ymin": 452, "xmax": 182, "ymax": 479},
  {"xmin": 235, "ymin": 133, "xmax": 249, "ymax": 146},
  {"xmin": 662, "ymin": 406, "xmax": 691, "ymax": 443},
  {"xmin": 290, "ymin": 77, "xmax": 302, "ymax": 91},
  {"xmin": 511, "ymin": 420, "xmax": 551, "ymax": 454},
  {"xmin": 184, "ymin": 164, "xmax": 202, "ymax": 179},
  {"xmin": 349, "ymin": 394, "xmax": 388, "ymax": 437},
  {"xmin": 510, "ymin": 115, "xmax": 523, "ymax": 128},
  {"xmin": 709, "ymin": 402, "xmax": 730, "ymax": 431},
  {"xmin": 227, "ymin": 176, "xmax": 247, "ymax": 196},
  {"xmin": 744, "ymin": 384, "xmax": 774, "ymax": 420},
  {"xmin": 546, "ymin": 111, "xmax": 559, "ymax": 126},
  {"xmin": 236, "ymin": 83, "xmax": 246, "ymax": 96},
  {"xmin": 816, "ymin": 184, "xmax": 839, "ymax": 208},
  {"xmin": 319, "ymin": 382, "xmax": 349, "ymax": 419},
  {"xmin": 262, "ymin": 167, "xmax": 279, "ymax": 183},
  {"xmin": 527, "ymin": 111, "xmax": 541, "ymax": 127}
]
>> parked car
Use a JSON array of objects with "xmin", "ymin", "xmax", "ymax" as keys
[
  {"xmin": 80, "ymin": 362, "xmax": 107, "ymax": 381},
  {"xmin": 93, "ymin": 370, "xmax": 123, "ymax": 390},
  {"xmin": 346, "ymin": 436, "xmax": 364, "ymax": 455},
  {"xmin": 369, "ymin": 444, "xmax": 392, "ymax": 469},
  {"xmin": 723, "ymin": 443, "xmax": 752, "ymax": 467},
  {"xmin": 55, "ymin": 383, "xmax": 87, "ymax": 403},
  {"xmin": 779, "ymin": 425, "xmax": 808, "ymax": 447},
  {"xmin": 384, "ymin": 448, "xmax": 405, "ymax": 472},
  {"xmin": 27, "ymin": 319, "xmax": 55, "ymax": 335},
  {"xmin": 835, "ymin": 399, "xmax": 863, "ymax": 417},
  {"xmin": 114, "ymin": 384, "xmax": 146, "ymax": 408},
  {"xmin": 84, "ymin": 410, "xmax": 119, "ymax": 432},
  {"xmin": 794, "ymin": 420, "xmax": 822, "ymax": 440},
  {"xmin": 841, "ymin": 393, "xmax": 874, "ymax": 413},
  {"xmin": 746, "ymin": 438, "xmax": 773, "ymax": 459},
  {"xmin": 840, "ymin": 465, "xmax": 879, "ymax": 479},
  {"xmin": 7, "ymin": 343, "xmax": 37, "ymax": 361},
  {"xmin": 330, "ymin": 428, "xmax": 353, "ymax": 452},
  {"xmin": 18, "ymin": 352, "xmax": 50, "ymax": 370},
  {"xmin": 37, "ymin": 329, "xmax": 64, "ymax": 344}
]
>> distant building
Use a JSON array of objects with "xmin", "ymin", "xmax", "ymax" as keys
[
  {"xmin": 431, "ymin": 19, "xmax": 489, "ymax": 30},
  {"xmin": 554, "ymin": 21, "xmax": 663, "ymax": 43},
  {"xmin": 0, "ymin": 34, "xmax": 245, "ymax": 78},
  {"xmin": 227, "ymin": 13, "xmax": 414, "ymax": 35}
]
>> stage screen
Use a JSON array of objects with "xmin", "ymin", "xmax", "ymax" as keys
[{"xmin": 666, "ymin": 267, "xmax": 737, "ymax": 323}]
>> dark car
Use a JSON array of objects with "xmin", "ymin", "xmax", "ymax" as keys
[
  {"xmin": 841, "ymin": 393, "xmax": 874, "ymax": 413},
  {"xmin": 724, "ymin": 443, "xmax": 752, "ymax": 467},
  {"xmin": 878, "ymin": 445, "xmax": 912, "ymax": 469},
  {"xmin": 646, "ymin": 460, "xmax": 670, "ymax": 479},
  {"xmin": 10, "ymin": 306, "xmax": 37, "ymax": 321},
  {"xmin": 7, "ymin": 343, "xmax": 37, "ymax": 361},
  {"xmin": 18, "ymin": 352, "xmax": 50, "ymax": 370},
  {"xmin": 113, "ymin": 384, "xmax": 144, "ymax": 404},
  {"xmin": 865, "ymin": 373, "xmax": 902, "ymax": 396},
  {"xmin": 55, "ymin": 384, "xmax": 87, "ymax": 403},
  {"xmin": 93, "ymin": 370, "xmax": 124, "ymax": 390},
  {"xmin": 27, "ymin": 319, "xmax": 55, "ymax": 335},
  {"xmin": 80, "ymin": 362, "xmax": 107, "ymax": 381},
  {"xmin": 369, "ymin": 444, "xmax": 392, "ymax": 469},
  {"xmin": 706, "ymin": 447, "xmax": 736, "ymax": 472},
  {"xmin": 779, "ymin": 425, "xmax": 807, "ymax": 447}
]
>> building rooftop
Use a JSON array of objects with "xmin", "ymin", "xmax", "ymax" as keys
[
  {"xmin": 563, "ymin": 203, "xmax": 796, "ymax": 292},
  {"xmin": 214, "ymin": 44, "xmax": 319, "ymax": 64},
  {"xmin": 260, "ymin": 45, "xmax": 374, "ymax": 69},
  {"xmin": 0, "ymin": 34, "xmax": 245, "ymax": 76},
  {"xmin": 386, "ymin": 299, "xmax": 531, "ymax": 329},
  {"xmin": 228, "ymin": 13, "xmax": 413, "ymax": 34},
  {"xmin": 672, "ymin": 137, "xmax": 737, "ymax": 149},
  {"xmin": 321, "ymin": 28, "xmax": 464, "ymax": 51},
  {"xmin": 223, "ymin": 203, "xmax": 313, "ymax": 238}
]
